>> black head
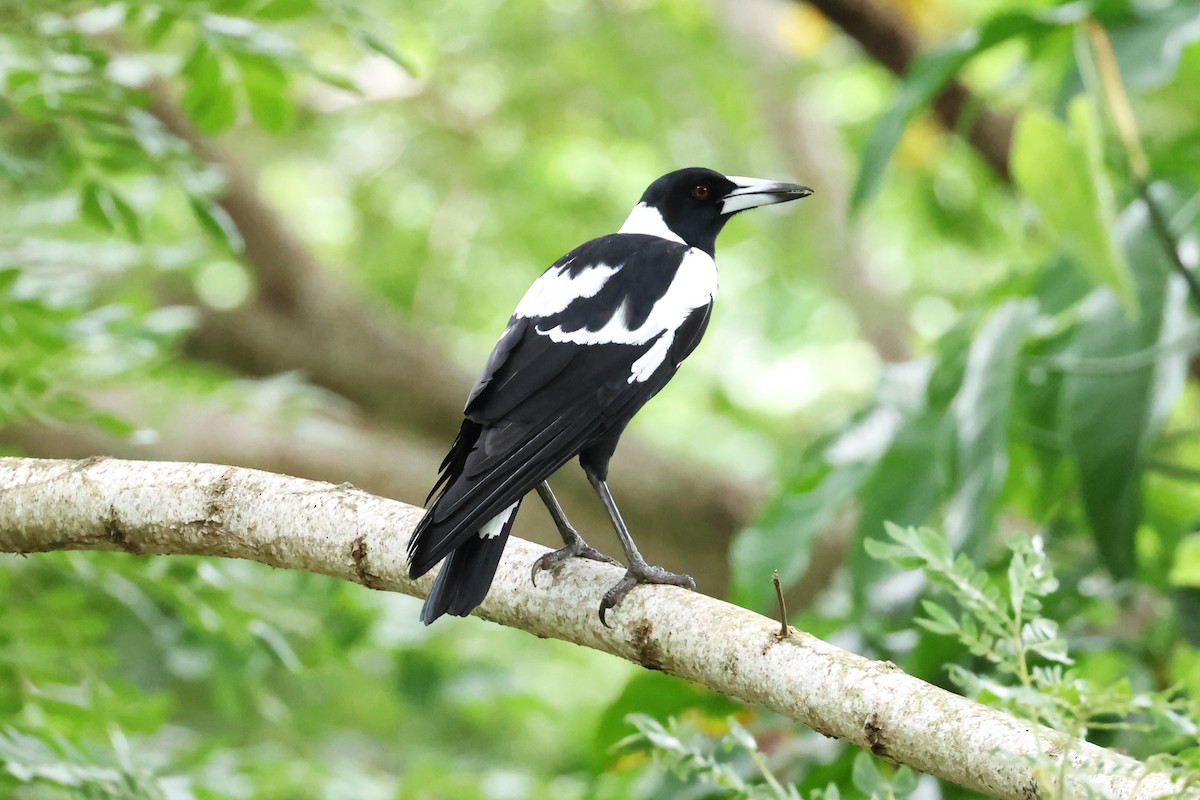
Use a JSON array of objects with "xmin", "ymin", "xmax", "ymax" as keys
[{"xmin": 619, "ymin": 167, "xmax": 813, "ymax": 255}]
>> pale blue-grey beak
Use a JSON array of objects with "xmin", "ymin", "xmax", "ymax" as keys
[{"xmin": 720, "ymin": 176, "xmax": 813, "ymax": 215}]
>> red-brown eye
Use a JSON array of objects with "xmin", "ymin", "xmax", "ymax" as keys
[{"xmin": 692, "ymin": 184, "xmax": 711, "ymax": 201}]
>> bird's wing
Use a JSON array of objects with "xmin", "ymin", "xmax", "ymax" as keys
[
  {"xmin": 408, "ymin": 235, "xmax": 715, "ymax": 573},
  {"xmin": 467, "ymin": 234, "xmax": 714, "ymax": 419}
]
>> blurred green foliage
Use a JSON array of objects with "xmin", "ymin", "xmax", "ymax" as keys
[{"xmin": 2, "ymin": 0, "xmax": 1200, "ymax": 797}]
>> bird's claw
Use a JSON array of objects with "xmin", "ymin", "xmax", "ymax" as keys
[
  {"xmin": 598, "ymin": 563, "xmax": 695, "ymax": 627},
  {"xmin": 530, "ymin": 535, "xmax": 621, "ymax": 587}
]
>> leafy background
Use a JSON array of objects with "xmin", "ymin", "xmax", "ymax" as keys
[{"xmin": 2, "ymin": 0, "xmax": 1200, "ymax": 797}]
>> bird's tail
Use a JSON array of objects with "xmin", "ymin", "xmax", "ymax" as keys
[{"xmin": 418, "ymin": 500, "xmax": 522, "ymax": 625}]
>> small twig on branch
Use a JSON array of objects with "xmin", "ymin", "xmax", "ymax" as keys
[
  {"xmin": 771, "ymin": 569, "xmax": 790, "ymax": 640},
  {"xmin": 0, "ymin": 457, "xmax": 1190, "ymax": 800}
]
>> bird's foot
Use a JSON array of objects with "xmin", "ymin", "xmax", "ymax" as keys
[
  {"xmin": 599, "ymin": 561, "xmax": 695, "ymax": 627},
  {"xmin": 531, "ymin": 531, "xmax": 621, "ymax": 587}
]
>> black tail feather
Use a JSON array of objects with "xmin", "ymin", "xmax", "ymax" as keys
[
  {"xmin": 418, "ymin": 500, "xmax": 521, "ymax": 625},
  {"xmin": 407, "ymin": 409, "xmax": 594, "ymax": 576}
]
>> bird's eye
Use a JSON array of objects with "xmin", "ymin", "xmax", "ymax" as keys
[{"xmin": 691, "ymin": 184, "xmax": 711, "ymax": 201}]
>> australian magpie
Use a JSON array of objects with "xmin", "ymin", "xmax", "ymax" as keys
[{"xmin": 407, "ymin": 167, "xmax": 812, "ymax": 625}]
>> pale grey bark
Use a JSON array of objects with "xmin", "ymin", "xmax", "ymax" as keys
[
  {"xmin": 0, "ymin": 387, "xmax": 740, "ymax": 592},
  {"xmin": 0, "ymin": 457, "xmax": 1190, "ymax": 800}
]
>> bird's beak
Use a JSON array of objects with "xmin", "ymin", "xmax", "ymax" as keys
[{"xmin": 720, "ymin": 176, "xmax": 813, "ymax": 215}]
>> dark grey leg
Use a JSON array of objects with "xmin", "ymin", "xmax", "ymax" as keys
[
  {"xmin": 530, "ymin": 481, "xmax": 621, "ymax": 586},
  {"xmin": 585, "ymin": 472, "xmax": 695, "ymax": 626}
]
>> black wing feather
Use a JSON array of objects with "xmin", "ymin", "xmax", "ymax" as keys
[
  {"xmin": 408, "ymin": 398, "xmax": 599, "ymax": 574},
  {"xmin": 419, "ymin": 497, "xmax": 522, "ymax": 624}
]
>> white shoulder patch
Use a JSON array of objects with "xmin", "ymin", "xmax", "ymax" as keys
[
  {"xmin": 536, "ymin": 247, "xmax": 716, "ymax": 385},
  {"xmin": 617, "ymin": 203, "xmax": 686, "ymax": 244},
  {"xmin": 514, "ymin": 261, "xmax": 618, "ymax": 319}
]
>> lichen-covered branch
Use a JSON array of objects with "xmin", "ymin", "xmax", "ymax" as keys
[
  {"xmin": 0, "ymin": 388, "xmax": 744, "ymax": 593},
  {"xmin": 0, "ymin": 457, "xmax": 1188, "ymax": 800}
]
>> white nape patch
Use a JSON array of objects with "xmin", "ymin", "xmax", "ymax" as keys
[
  {"xmin": 514, "ymin": 261, "xmax": 618, "ymax": 319},
  {"xmin": 537, "ymin": 248, "xmax": 716, "ymax": 361},
  {"xmin": 618, "ymin": 203, "xmax": 685, "ymax": 244},
  {"xmin": 478, "ymin": 502, "xmax": 518, "ymax": 539}
]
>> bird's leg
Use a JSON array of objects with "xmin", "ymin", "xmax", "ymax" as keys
[
  {"xmin": 586, "ymin": 472, "xmax": 695, "ymax": 626},
  {"xmin": 530, "ymin": 481, "xmax": 621, "ymax": 586}
]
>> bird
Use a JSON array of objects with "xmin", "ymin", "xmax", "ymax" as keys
[{"xmin": 407, "ymin": 167, "xmax": 812, "ymax": 626}]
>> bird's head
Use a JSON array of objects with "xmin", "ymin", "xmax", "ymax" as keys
[{"xmin": 620, "ymin": 167, "xmax": 812, "ymax": 255}]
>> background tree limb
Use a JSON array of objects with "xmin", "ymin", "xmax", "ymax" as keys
[
  {"xmin": 0, "ymin": 456, "xmax": 1189, "ymax": 800},
  {"xmin": 801, "ymin": 0, "xmax": 1014, "ymax": 180}
]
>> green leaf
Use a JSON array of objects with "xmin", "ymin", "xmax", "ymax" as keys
[
  {"xmin": 87, "ymin": 409, "xmax": 138, "ymax": 437},
  {"xmin": 850, "ymin": 8, "xmax": 1076, "ymax": 212},
  {"xmin": 1011, "ymin": 101, "xmax": 1137, "ymax": 313},
  {"xmin": 311, "ymin": 67, "xmax": 361, "ymax": 94},
  {"xmin": 918, "ymin": 600, "xmax": 961, "ymax": 635},
  {"xmin": 79, "ymin": 180, "xmax": 116, "ymax": 233},
  {"xmin": 851, "ymin": 751, "xmax": 886, "ymax": 797},
  {"xmin": 1177, "ymin": 589, "xmax": 1200, "ymax": 647},
  {"xmin": 865, "ymin": 523, "xmax": 953, "ymax": 572},
  {"xmin": 725, "ymin": 718, "xmax": 757, "ymax": 753},
  {"xmin": 181, "ymin": 40, "xmax": 238, "ymax": 134},
  {"xmin": 1169, "ymin": 534, "xmax": 1200, "ymax": 588},
  {"xmin": 590, "ymin": 672, "xmax": 738, "ymax": 771},
  {"xmin": 1061, "ymin": 192, "xmax": 1192, "ymax": 578},
  {"xmin": 7, "ymin": 69, "xmax": 53, "ymax": 122},
  {"xmin": 1057, "ymin": 4, "xmax": 1200, "ymax": 97},
  {"xmin": 862, "ymin": 536, "xmax": 919, "ymax": 567},
  {"xmin": 253, "ymin": 0, "xmax": 319, "ymax": 20},
  {"xmin": 189, "ymin": 197, "xmax": 244, "ymax": 253},
  {"xmin": 0, "ymin": 268, "xmax": 19, "ymax": 294},
  {"xmin": 236, "ymin": 55, "xmax": 293, "ymax": 133},
  {"xmin": 892, "ymin": 766, "xmax": 918, "ymax": 797},
  {"xmin": 142, "ymin": 9, "xmax": 178, "ymax": 46},
  {"xmin": 181, "ymin": 37, "xmax": 220, "ymax": 86},
  {"xmin": 914, "ymin": 524, "xmax": 954, "ymax": 565},
  {"xmin": 0, "ymin": 727, "xmax": 168, "ymax": 798},
  {"xmin": 107, "ymin": 187, "xmax": 143, "ymax": 240},
  {"xmin": 945, "ymin": 300, "xmax": 1038, "ymax": 552},
  {"xmin": 356, "ymin": 30, "xmax": 418, "ymax": 76},
  {"xmin": 850, "ymin": 409, "xmax": 946, "ymax": 609},
  {"xmin": 1115, "ymin": 6, "xmax": 1200, "ymax": 88},
  {"xmin": 79, "ymin": 181, "xmax": 140, "ymax": 238}
]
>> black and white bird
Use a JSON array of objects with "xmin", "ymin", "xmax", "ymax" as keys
[{"xmin": 407, "ymin": 167, "xmax": 811, "ymax": 625}]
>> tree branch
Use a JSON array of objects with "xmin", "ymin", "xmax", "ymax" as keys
[
  {"xmin": 802, "ymin": 0, "xmax": 1014, "ymax": 181},
  {"xmin": 148, "ymin": 91, "xmax": 469, "ymax": 440},
  {"xmin": 0, "ymin": 456, "xmax": 1189, "ymax": 800},
  {"xmin": 0, "ymin": 388, "xmax": 736, "ymax": 591}
]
